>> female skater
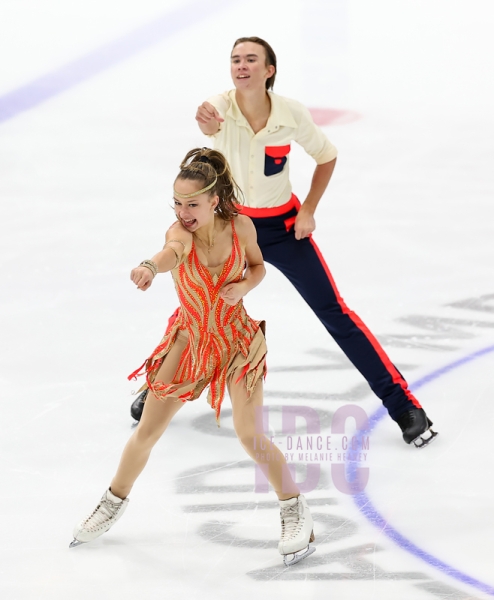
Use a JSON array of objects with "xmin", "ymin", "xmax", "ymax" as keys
[{"xmin": 71, "ymin": 148, "xmax": 315, "ymax": 566}]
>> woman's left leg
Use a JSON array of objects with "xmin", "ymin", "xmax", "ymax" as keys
[
  {"xmin": 228, "ymin": 377, "xmax": 299, "ymax": 500},
  {"xmin": 229, "ymin": 376, "xmax": 315, "ymax": 564}
]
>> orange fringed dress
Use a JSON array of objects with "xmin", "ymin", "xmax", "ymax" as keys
[{"xmin": 129, "ymin": 219, "xmax": 267, "ymax": 423}]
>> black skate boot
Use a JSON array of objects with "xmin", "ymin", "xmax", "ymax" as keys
[
  {"xmin": 130, "ymin": 389, "xmax": 148, "ymax": 422},
  {"xmin": 397, "ymin": 408, "xmax": 437, "ymax": 448}
]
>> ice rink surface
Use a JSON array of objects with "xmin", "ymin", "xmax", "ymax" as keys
[{"xmin": 1, "ymin": 1, "xmax": 494, "ymax": 598}]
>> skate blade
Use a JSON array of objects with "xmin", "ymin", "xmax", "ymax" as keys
[
  {"xmin": 283, "ymin": 544, "xmax": 316, "ymax": 567},
  {"xmin": 69, "ymin": 539, "xmax": 85, "ymax": 548},
  {"xmin": 412, "ymin": 428, "xmax": 438, "ymax": 449}
]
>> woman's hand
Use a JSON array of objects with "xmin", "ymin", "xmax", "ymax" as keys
[
  {"xmin": 219, "ymin": 282, "xmax": 246, "ymax": 305},
  {"xmin": 130, "ymin": 266, "xmax": 154, "ymax": 291}
]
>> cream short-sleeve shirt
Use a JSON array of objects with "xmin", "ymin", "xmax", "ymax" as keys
[{"xmin": 207, "ymin": 90, "xmax": 338, "ymax": 209}]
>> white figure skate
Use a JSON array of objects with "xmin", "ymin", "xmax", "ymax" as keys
[
  {"xmin": 278, "ymin": 494, "xmax": 315, "ymax": 566},
  {"xmin": 69, "ymin": 489, "xmax": 129, "ymax": 548}
]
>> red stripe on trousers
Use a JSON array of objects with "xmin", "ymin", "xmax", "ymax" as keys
[{"xmin": 308, "ymin": 237, "xmax": 421, "ymax": 409}]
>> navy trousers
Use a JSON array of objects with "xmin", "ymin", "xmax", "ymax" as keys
[{"xmin": 246, "ymin": 197, "xmax": 420, "ymax": 421}]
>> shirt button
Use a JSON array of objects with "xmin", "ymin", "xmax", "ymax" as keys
[{"xmin": 250, "ymin": 155, "xmax": 254, "ymax": 158}]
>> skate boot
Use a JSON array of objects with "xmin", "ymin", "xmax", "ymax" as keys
[
  {"xmin": 278, "ymin": 494, "xmax": 315, "ymax": 566},
  {"xmin": 130, "ymin": 389, "xmax": 148, "ymax": 422},
  {"xmin": 397, "ymin": 408, "xmax": 438, "ymax": 448},
  {"xmin": 69, "ymin": 488, "xmax": 129, "ymax": 548}
]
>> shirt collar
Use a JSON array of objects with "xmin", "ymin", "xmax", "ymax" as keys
[{"xmin": 226, "ymin": 90, "xmax": 297, "ymax": 129}]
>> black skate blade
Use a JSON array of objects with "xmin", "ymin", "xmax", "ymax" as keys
[
  {"xmin": 412, "ymin": 428, "xmax": 438, "ymax": 449},
  {"xmin": 69, "ymin": 539, "xmax": 85, "ymax": 548},
  {"xmin": 283, "ymin": 544, "xmax": 316, "ymax": 566}
]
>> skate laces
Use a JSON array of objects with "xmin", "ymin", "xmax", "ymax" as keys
[
  {"xmin": 280, "ymin": 501, "xmax": 304, "ymax": 540},
  {"xmin": 84, "ymin": 496, "xmax": 121, "ymax": 530}
]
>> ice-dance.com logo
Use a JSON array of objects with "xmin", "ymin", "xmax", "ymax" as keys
[{"xmin": 254, "ymin": 404, "xmax": 370, "ymax": 495}]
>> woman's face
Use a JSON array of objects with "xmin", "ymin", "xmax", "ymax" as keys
[
  {"xmin": 173, "ymin": 178, "xmax": 218, "ymax": 232},
  {"xmin": 230, "ymin": 42, "xmax": 274, "ymax": 91}
]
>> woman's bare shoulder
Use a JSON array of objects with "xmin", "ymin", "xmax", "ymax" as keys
[
  {"xmin": 233, "ymin": 214, "xmax": 257, "ymax": 246},
  {"xmin": 167, "ymin": 220, "xmax": 191, "ymax": 237},
  {"xmin": 165, "ymin": 220, "xmax": 193, "ymax": 248},
  {"xmin": 233, "ymin": 214, "xmax": 255, "ymax": 233}
]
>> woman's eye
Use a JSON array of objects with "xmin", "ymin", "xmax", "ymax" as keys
[{"xmin": 188, "ymin": 204, "xmax": 197, "ymax": 208}]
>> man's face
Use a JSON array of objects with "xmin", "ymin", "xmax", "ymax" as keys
[{"xmin": 230, "ymin": 42, "xmax": 274, "ymax": 91}]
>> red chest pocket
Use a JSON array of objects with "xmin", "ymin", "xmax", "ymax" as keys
[{"xmin": 264, "ymin": 144, "xmax": 291, "ymax": 176}]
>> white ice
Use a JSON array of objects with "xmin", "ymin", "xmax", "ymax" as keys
[{"xmin": 1, "ymin": 1, "xmax": 494, "ymax": 599}]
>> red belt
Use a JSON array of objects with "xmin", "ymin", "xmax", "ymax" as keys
[{"xmin": 236, "ymin": 194, "xmax": 300, "ymax": 218}]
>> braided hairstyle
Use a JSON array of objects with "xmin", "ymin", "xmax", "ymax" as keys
[{"xmin": 176, "ymin": 148, "xmax": 242, "ymax": 221}]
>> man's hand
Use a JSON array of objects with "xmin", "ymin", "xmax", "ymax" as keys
[
  {"xmin": 195, "ymin": 102, "xmax": 224, "ymax": 125},
  {"xmin": 294, "ymin": 205, "xmax": 316, "ymax": 240}
]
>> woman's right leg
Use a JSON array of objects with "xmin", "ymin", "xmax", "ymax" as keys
[
  {"xmin": 110, "ymin": 331, "xmax": 189, "ymax": 498},
  {"xmin": 71, "ymin": 332, "xmax": 190, "ymax": 546}
]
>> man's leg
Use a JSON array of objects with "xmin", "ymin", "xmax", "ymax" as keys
[{"xmin": 253, "ymin": 211, "xmax": 436, "ymax": 446}]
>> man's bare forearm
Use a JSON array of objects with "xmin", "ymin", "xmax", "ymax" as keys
[{"xmin": 302, "ymin": 158, "xmax": 337, "ymax": 214}]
